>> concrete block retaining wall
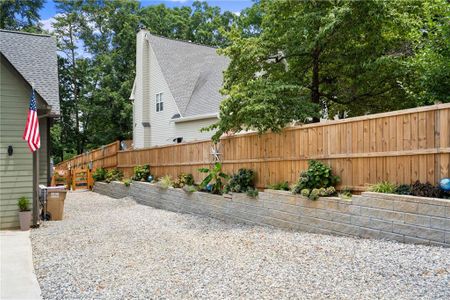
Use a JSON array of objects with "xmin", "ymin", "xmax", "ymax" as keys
[{"xmin": 94, "ymin": 181, "xmax": 450, "ymax": 247}]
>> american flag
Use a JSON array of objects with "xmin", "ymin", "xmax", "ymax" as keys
[{"xmin": 22, "ymin": 89, "xmax": 40, "ymax": 152}]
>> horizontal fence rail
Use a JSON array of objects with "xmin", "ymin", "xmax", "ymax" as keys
[{"xmin": 55, "ymin": 104, "xmax": 450, "ymax": 191}]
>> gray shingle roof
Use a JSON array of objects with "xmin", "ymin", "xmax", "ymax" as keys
[
  {"xmin": 0, "ymin": 30, "xmax": 59, "ymax": 115},
  {"xmin": 148, "ymin": 33, "xmax": 229, "ymax": 117}
]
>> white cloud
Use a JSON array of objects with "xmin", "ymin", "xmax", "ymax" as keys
[
  {"xmin": 233, "ymin": 11, "xmax": 241, "ymax": 16},
  {"xmin": 40, "ymin": 17, "xmax": 56, "ymax": 33}
]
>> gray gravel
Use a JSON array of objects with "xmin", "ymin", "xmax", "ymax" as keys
[{"xmin": 31, "ymin": 191, "xmax": 449, "ymax": 300}]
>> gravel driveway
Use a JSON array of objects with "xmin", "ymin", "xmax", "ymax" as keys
[{"xmin": 31, "ymin": 191, "xmax": 449, "ymax": 299}]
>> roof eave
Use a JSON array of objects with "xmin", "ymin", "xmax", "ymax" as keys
[{"xmin": 171, "ymin": 112, "xmax": 218, "ymax": 123}]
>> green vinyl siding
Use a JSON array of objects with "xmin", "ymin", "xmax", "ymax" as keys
[
  {"xmin": 39, "ymin": 118, "xmax": 48, "ymax": 185},
  {"xmin": 0, "ymin": 55, "xmax": 50, "ymax": 229}
]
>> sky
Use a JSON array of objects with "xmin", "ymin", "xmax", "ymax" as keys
[{"xmin": 40, "ymin": 0, "xmax": 254, "ymax": 20}]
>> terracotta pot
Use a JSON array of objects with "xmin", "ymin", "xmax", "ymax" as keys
[{"xmin": 19, "ymin": 211, "xmax": 32, "ymax": 231}]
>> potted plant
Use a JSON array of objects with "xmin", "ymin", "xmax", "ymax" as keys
[{"xmin": 18, "ymin": 196, "xmax": 32, "ymax": 231}]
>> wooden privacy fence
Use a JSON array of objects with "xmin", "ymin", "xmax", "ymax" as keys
[
  {"xmin": 55, "ymin": 140, "xmax": 121, "ymax": 171},
  {"xmin": 54, "ymin": 104, "xmax": 449, "ymax": 191},
  {"xmin": 118, "ymin": 104, "xmax": 449, "ymax": 191}
]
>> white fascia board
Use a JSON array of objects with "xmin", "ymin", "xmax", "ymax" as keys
[{"xmin": 171, "ymin": 113, "xmax": 218, "ymax": 123}]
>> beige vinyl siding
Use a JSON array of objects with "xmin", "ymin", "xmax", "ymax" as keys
[
  {"xmin": 0, "ymin": 56, "xmax": 33, "ymax": 229},
  {"xmin": 174, "ymin": 117, "xmax": 218, "ymax": 142},
  {"xmin": 133, "ymin": 30, "xmax": 148, "ymax": 148},
  {"xmin": 147, "ymin": 43, "xmax": 179, "ymax": 146}
]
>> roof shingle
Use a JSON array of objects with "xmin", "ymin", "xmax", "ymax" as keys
[
  {"xmin": 0, "ymin": 30, "xmax": 59, "ymax": 115},
  {"xmin": 147, "ymin": 33, "xmax": 229, "ymax": 117}
]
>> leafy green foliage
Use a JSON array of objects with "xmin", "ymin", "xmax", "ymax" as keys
[
  {"xmin": 0, "ymin": 0, "xmax": 44, "ymax": 32},
  {"xmin": 17, "ymin": 196, "xmax": 30, "ymax": 212},
  {"xmin": 205, "ymin": 0, "xmax": 449, "ymax": 140},
  {"xmin": 300, "ymin": 189, "xmax": 310, "ymax": 198},
  {"xmin": 299, "ymin": 186, "xmax": 335, "ymax": 201},
  {"xmin": 224, "ymin": 168, "xmax": 255, "ymax": 193},
  {"xmin": 157, "ymin": 175, "xmax": 173, "ymax": 189},
  {"xmin": 339, "ymin": 187, "xmax": 353, "ymax": 200},
  {"xmin": 292, "ymin": 160, "xmax": 339, "ymax": 194},
  {"xmin": 105, "ymin": 169, "xmax": 123, "ymax": 183},
  {"xmin": 173, "ymin": 173, "xmax": 195, "ymax": 188},
  {"xmin": 198, "ymin": 163, "xmax": 229, "ymax": 194},
  {"xmin": 395, "ymin": 184, "xmax": 412, "ymax": 195},
  {"xmin": 369, "ymin": 181, "xmax": 397, "ymax": 194},
  {"xmin": 133, "ymin": 165, "xmax": 151, "ymax": 181},
  {"xmin": 410, "ymin": 181, "xmax": 443, "ymax": 198},
  {"xmin": 92, "ymin": 168, "xmax": 107, "ymax": 182},
  {"xmin": 123, "ymin": 179, "xmax": 132, "ymax": 187},
  {"xmin": 183, "ymin": 185, "xmax": 197, "ymax": 194},
  {"xmin": 319, "ymin": 187, "xmax": 336, "ymax": 197},
  {"xmin": 267, "ymin": 181, "xmax": 290, "ymax": 191},
  {"xmin": 309, "ymin": 189, "xmax": 321, "ymax": 201},
  {"xmin": 246, "ymin": 188, "xmax": 259, "ymax": 198}
]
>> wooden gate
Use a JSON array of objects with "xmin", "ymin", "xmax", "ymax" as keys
[
  {"xmin": 51, "ymin": 170, "xmax": 71, "ymax": 187},
  {"xmin": 71, "ymin": 168, "xmax": 93, "ymax": 191}
]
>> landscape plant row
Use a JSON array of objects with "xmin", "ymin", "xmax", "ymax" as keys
[
  {"xmin": 92, "ymin": 160, "xmax": 345, "ymax": 200},
  {"xmin": 369, "ymin": 181, "xmax": 449, "ymax": 199}
]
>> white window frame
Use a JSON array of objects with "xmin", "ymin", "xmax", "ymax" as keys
[{"xmin": 156, "ymin": 92, "xmax": 163, "ymax": 112}]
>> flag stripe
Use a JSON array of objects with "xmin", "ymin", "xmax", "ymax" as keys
[{"xmin": 23, "ymin": 89, "xmax": 40, "ymax": 152}]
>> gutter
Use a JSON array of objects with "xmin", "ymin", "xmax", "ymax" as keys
[{"xmin": 171, "ymin": 113, "xmax": 218, "ymax": 123}]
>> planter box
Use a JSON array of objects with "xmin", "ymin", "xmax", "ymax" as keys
[{"xmin": 93, "ymin": 182, "xmax": 450, "ymax": 247}]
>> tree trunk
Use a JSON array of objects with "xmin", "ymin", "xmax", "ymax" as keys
[{"xmin": 69, "ymin": 25, "xmax": 81, "ymax": 154}]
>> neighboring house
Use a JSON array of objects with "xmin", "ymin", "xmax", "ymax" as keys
[
  {"xmin": 130, "ymin": 29, "xmax": 229, "ymax": 148},
  {"xmin": 0, "ymin": 30, "xmax": 59, "ymax": 229}
]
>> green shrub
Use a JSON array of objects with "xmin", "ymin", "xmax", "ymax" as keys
[
  {"xmin": 183, "ymin": 185, "xmax": 197, "ymax": 193},
  {"xmin": 173, "ymin": 173, "xmax": 195, "ymax": 188},
  {"xmin": 246, "ymin": 188, "xmax": 259, "ymax": 198},
  {"xmin": 157, "ymin": 175, "xmax": 173, "ymax": 189},
  {"xmin": 339, "ymin": 186, "xmax": 353, "ymax": 199},
  {"xmin": 300, "ymin": 186, "xmax": 335, "ymax": 201},
  {"xmin": 395, "ymin": 184, "xmax": 411, "ymax": 195},
  {"xmin": 292, "ymin": 160, "xmax": 340, "ymax": 194},
  {"xmin": 198, "ymin": 163, "xmax": 229, "ymax": 194},
  {"xmin": 133, "ymin": 165, "xmax": 151, "ymax": 181},
  {"xmin": 318, "ymin": 186, "xmax": 336, "ymax": 197},
  {"xmin": 309, "ymin": 188, "xmax": 320, "ymax": 200},
  {"xmin": 267, "ymin": 181, "xmax": 290, "ymax": 191},
  {"xmin": 369, "ymin": 181, "xmax": 397, "ymax": 193},
  {"xmin": 410, "ymin": 181, "xmax": 443, "ymax": 198},
  {"xmin": 92, "ymin": 168, "xmax": 107, "ymax": 181},
  {"xmin": 105, "ymin": 169, "xmax": 123, "ymax": 183},
  {"xmin": 224, "ymin": 168, "xmax": 255, "ymax": 193},
  {"xmin": 18, "ymin": 196, "xmax": 30, "ymax": 212},
  {"xmin": 300, "ymin": 188, "xmax": 310, "ymax": 198},
  {"xmin": 123, "ymin": 179, "xmax": 132, "ymax": 187}
]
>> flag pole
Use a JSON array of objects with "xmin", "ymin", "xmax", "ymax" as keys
[
  {"xmin": 30, "ymin": 84, "xmax": 39, "ymax": 227},
  {"xmin": 33, "ymin": 150, "xmax": 39, "ymax": 227}
]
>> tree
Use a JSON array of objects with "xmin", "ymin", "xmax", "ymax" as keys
[
  {"xmin": 207, "ymin": 0, "xmax": 445, "ymax": 140},
  {"xmin": 53, "ymin": 0, "xmax": 87, "ymax": 154},
  {"xmin": 139, "ymin": 1, "xmax": 236, "ymax": 47},
  {"xmin": 0, "ymin": 0, "xmax": 44, "ymax": 32},
  {"xmin": 77, "ymin": 0, "xmax": 139, "ymax": 148},
  {"xmin": 400, "ymin": 0, "xmax": 450, "ymax": 105}
]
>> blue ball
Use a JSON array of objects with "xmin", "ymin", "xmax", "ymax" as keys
[
  {"xmin": 206, "ymin": 184, "xmax": 213, "ymax": 192},
  {"xmin": 439, "ymin": 178, "xmax": 450, "ymax": 192},
  {"xmin": 147, "ymin": 175, "xmax": 153, "ymax": 183}
]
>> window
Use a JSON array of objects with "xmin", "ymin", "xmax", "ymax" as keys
[{"xmin": 156, "ymin": 92, "xmax": 163, "ymax": 112}]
